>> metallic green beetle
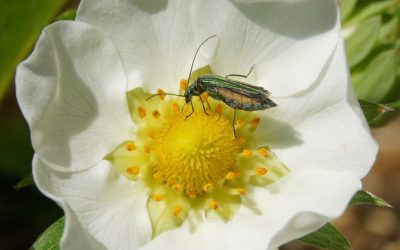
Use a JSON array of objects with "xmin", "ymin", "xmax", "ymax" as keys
[{"xmin": 149, "ymin": 35, "xmax": 277, "ymax": 137}]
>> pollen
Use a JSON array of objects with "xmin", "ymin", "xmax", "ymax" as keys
[
  {"xmin": 226, "ymin": 171, "xmax": 240, "ymax": 180},
  {"xmin": 242, "ymin": 149, "xmax": 253, "ymax": 158},
  {"xmin": 235, "ymin": 118, "xmax": 245, "ymax": 128},
  {"xmin": 256, "ymin": 167, "xmax": 268, "ymax": 176},
  {"xmin": 171, "ymin": 102, "xmax": 180, "ymax": 113},
  {"xmin": 150, "ymin": 111, "xmax": 239, "ymax": 197},
  {"xmin": 250, "ymin": 117, "xmax": 260, "ymax": 128},
  {"xmin": 173, "ymin": 205, "xmax": 183, "ymax": 216},
  {"xmin": 153, "ymin": 172, "xmax": 162, "ymax": 180},
  {"xmin": 200, "ymin": 92, "xmax": 209, "ymax": 102},
  {"xmin": 214, "ymin": 104, "xmax": 223, "ymax": 114},
  {"xmin": 209, "ymin": 200, "xmax": 218, "ymax": 210},
  {"xmin": 126, "ymin": 143, "xmax": 136, "ymax": 151},
  {"xmin": 138, "ymin": 106, "xmax": 146, "ymax": 118},
  {"xmin": 203, "ymin": 183, "xmax": 213, "ymax": 192},
  {"xmin": 180, "ymin": 79, "xmax": 188, "ymax": 91},
  {"xmin": 152, "ymin": 109, "xmax": 161, "ymax": 119},
  {"xmin": 258, "ymin": 148, "xmax": 269, "ymax": 157},
  {"xmin": 157, "ymin": 89, "xmax": 166, "ymax": 100},
  {"xmin": 154, "ymin": 194, "xmax": 164, "ymax": 202},
  {"xmin": 237, "ymin": 188, "xmax": 247, "ymax": 196},
  {"xmin": 127, "ymin": 166, "xmax": 140, "ymax": 175}
]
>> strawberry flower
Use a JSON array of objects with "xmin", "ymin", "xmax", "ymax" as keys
[{"xmin": 16, "ymin": 0, "xmax": 377, "ymax": 249}]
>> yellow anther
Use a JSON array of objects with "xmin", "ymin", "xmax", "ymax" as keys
[
  {"xmin": 242, "ymin": 149, "xmax": 253, "ymax": 158},
  {"xmin": 258, "ymin": 148, "xmax": 269, "ymax": 157},
  {"xmin": 256, "ymin": 167, "xmax": 268, "ymax": 176},
  {"xmin": 172, "ymin": 184, "xmax": 182, "ymax": 192},
  {"xmin": 154, "ymin": 194, "xmax": 164, "ymax": 202},
  {"xmin": 250, "ymin": 117, "xmax": 261, "ymax": 128},
  {"xmin": 153, "ymin": 172, "xmax": 162, "ymax": 180},
  {"xmin": 173, "ymin": 205, "xmax": 183, "ymax": 216},
  {"xmin": 226, "ymin": 171, "xmax": 236, "ymax": 180},
  {"xmin": 203, "ymin": 183, "xmax": 213, "ymax": 192},
  {"xmin": 138, "ymin": 106, "xmax": 146, "ymax": 118},
  {"xmin": 237, "ymin": 137, "xmax": 246, "ymax": 145},
  {"xmin": 144, "ymin": 145, "xmax": 151, "ymax": 153},
  {"xmin": 237, "ymin": 188, "xmax": 247, "ymax": 196},
  {"xmin": 214, "ymin": 104, "xmax": 223, "ymax": 114},
  {"xmin": 127, "ymin": 166, "xmax": 140, "ymax": 175},
  {"xmin": 157, "ymin": 89, "xmax": 166, "ymax": 100},
  {"xmin": 235, "ymin": 118, "xmax": 245, "ymax": 128},
  {"xmin": 180, "ymin": 79, "xmax": 188, "ymax": 91},
  {"xmin": 171, "ymin": 102, "xmax": 180, "ymax": 113},
  {"xmin": 200, "ymin": 92, "xmax": 209, "ymax": 102},
  {"xmin": 126, "ymin": 143, "xmax": 136, "ymax": 151},
  {"xmin": 188, "ymin": 191, "xmax": 197, "ymax": 198},
  {"xmin": 209, "ymin": 200, "xmax": 218, "ymax": 210},
  {"xmin": 152, "ymin": 109, "xmax": 161, "ymax": 119}
]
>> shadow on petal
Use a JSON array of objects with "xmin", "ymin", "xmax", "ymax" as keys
[
  {"xmin": 258, "ymin": 116, "xmax": 304, "ymax": 149},
  {"xmin": 131, "ymin": 0, "xmax": 168, "ymax": 14},
  {"xmin": 232, "ymin": 0, "xmax": 337, "ymax": 39}
]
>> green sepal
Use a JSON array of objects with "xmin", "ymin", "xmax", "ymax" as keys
[
  {"xmin": 56, "ymin": 9, "xmax": 77, "ymax": 21},
  {"xmin": 31, "ymin": 217, "xmax": 64, "ymax": 250},
  {"xmin": 0, "ymin": 0, "xmax": 69, "ymax": 102},
  {"xmin": 358, "ymin": 99, "xmax": 397, "ymax": 127},
  {"xmin": 353, "ymin": 49, "xmax": 398, "ymax": 102},
  {"xmin": 299, "ymin": 223, "xmax": 351, "ymax": 250},
  {"xmin": 350, "ymin": 190, "xmax": 392, "ymax": 208},
  {"xmin": 345, "ymin": 16, "xmax": 381, "ymax": 68},
  {"xmin": 345, "ymin": 0, "xmax": 397, "ymax": 25},
  {"xmin": 340, "ymin": 0, "xmax": 357, "ymax": 22},
  {"xmin": 14, "ymin": 174, "xmax": 34, "ymax": 190}
]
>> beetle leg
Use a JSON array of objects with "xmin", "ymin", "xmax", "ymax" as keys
[
  {"xmin": 232, "ymin": 109, "xmax": 237, "ymax": 139},
  {"xmin": 200, "ymin": 97, "xmax": 209, "ymax": 115},
  {"xmin": 225, "ymin": 64, "xmax": 254, "ymax": 79},
  {"xmin": 181, "ymin": 102, "xmax": 186, "ymax": 112},
  {"xmin": 185, "ymin": 101, "xmax": 195, "ymax": 120},
  {"xmin": 206, "ymin": 100, "xmax": 211, "ymax": 111}
]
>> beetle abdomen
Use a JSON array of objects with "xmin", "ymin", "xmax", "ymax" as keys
[{"xmin": 216, "ymin": 88, "xmax": 276, "ymax": 111}]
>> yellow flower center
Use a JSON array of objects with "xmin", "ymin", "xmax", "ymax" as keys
[
  {"xmin": 106, "ymin": 82, "xmax": 290, "ymax": 238},
  {"xmin": 150, "ymin": 112, "xmax": 239, "ymax": 197}
]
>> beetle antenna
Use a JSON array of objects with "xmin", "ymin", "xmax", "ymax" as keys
[
  {"xmin": 146, "ymin": 93, "xmax": 185, "ymax": 101},
  {"xmin": 187, "ymin": 35, "xmax": 217, "ymax": 85}
]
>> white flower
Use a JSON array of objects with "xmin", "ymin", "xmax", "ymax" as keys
[{"xmin": 16, "ymin": 0, "xmax": 378, "ymax": 249}]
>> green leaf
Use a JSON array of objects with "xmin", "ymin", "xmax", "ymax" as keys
[
  {"xmin": 0, "ymin": 0, "xmax": 69, "ymax": 102},
  {"xmin": 56, "ymin": 9, "xmax": 77, "ymax": 21},
  {"xmin": 31, "ymin": 217, "xmax": 64, "ymax": 250},
  {"xmin": 346, "ymin": 0, "xmax": 396, "ymax": 25},
  {"xmin": 299, "ymin": 223, "xmax": 351, "ymax": 250},
  {"xmin": 351, "ymin": 190, "xmax": 392, "ymax": 207},
  {"xmin": 353, "ymin": 49, "xmax": 398, "ymax": 102},
  {"xmin": 345, "ymin": 16, "xmax": 381, "ymax": 68},
  {"xmin": 358, "ymin": 99, "xmax": 397, "ymax": 126},
  {"xmin": 340, "ymin": 0, "xmax": 357, "ymax": 21},
  {"xmin": 378, "ymin": 15, "xmax": 399, "ymax": 44},
  {"xmin": 14, "ymin": 174, "xmax": 34, "ymax": 190}
]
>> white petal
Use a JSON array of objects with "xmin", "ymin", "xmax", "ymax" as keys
[
  {"xmin": 202, "ymin": 0, "xmax": 341, "ymax": 97},
  {"xmin": 77, "ymin": 0, "xmax": 340, "ymax": 96},
  {"xmin": 255, "ymin": 40, "xmax": 378, "ymax": 178},
  {"xmin": 16, "ymin": 21, "xmax": 134, "ymax": 172},
  {"xmin": 77, "ymin": 0, "xmax": 209, "ymax": 92},
  {"xmin": 142, "ymin": 169, "xmax": 360, "ymax": 250},
  {"xmin": 33, "ymin": 155, "xmax": 152, "ymax": 250},
  {"xmin": 61, "ymin": 203, "xmax": 107, "ymax": 250}
]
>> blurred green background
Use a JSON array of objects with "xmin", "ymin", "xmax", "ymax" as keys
[{"xmin": 0, "ymin": 0, "xmax": 399, "ymax": 249}]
